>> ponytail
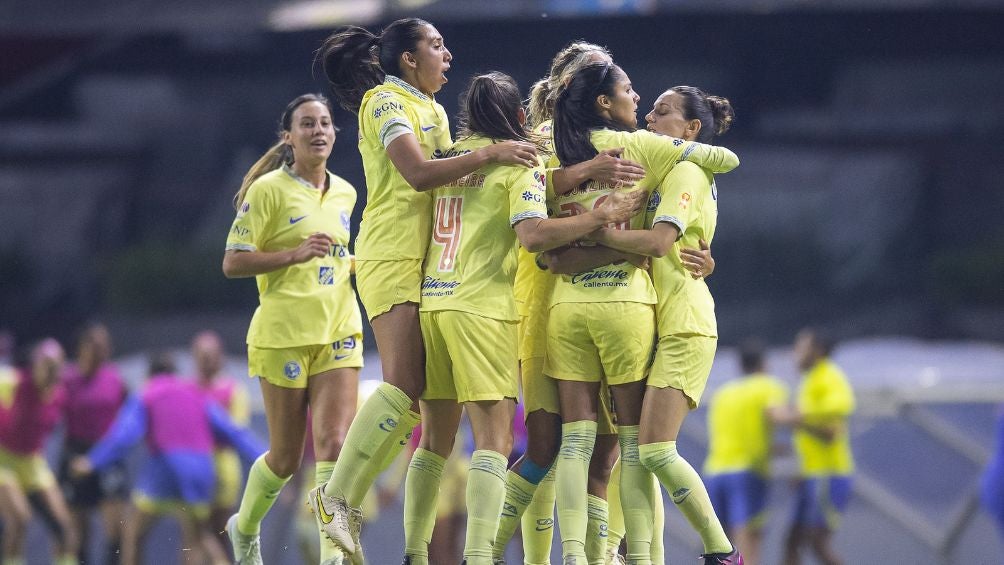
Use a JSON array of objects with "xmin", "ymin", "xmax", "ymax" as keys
[
  {"xmin": 316, "ymin": 26, "xmax": 383, "ymax": 113},
  {"xmin": 552, "ymin": 62, "xmax": 628, "ymax": 167},
  {"xmin": 232, "ymin": 93, "xmax": 332, "ymax": 209},
  {"xmin": 317, "ymin": 18, "xmax": 433, "ymax": 114},
  {"xmin": 233, "ymin": 142, "xmax": 292, "ymax": 209},
  {"xmin": 526, "ymin": 78, "xmax": 551, "ymax": 129},
  {"xmin": 528, "ymin": 40, "xmax": 611, "ymax": 129}
]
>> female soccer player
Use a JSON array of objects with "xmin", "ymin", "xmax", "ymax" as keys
[
  {"xmin": 547, "ymin": 62, "xmax": 739, "ymax": 565},
  {"xmin": 0, "ymin": 339, "xmax": 78, "ymax": 565},
  {"xmin": 400, "ymin": 71, "xmax": 644, "ymax": 565},
  {"xmin": 59, "ymin": 322, "xmax": 129, "ymax": 564},
  {"xmin": 309, "ymin": 18, "xmax": 537, "ymax": 560},
  {"xmin": 495, "ymin": 40, "xmax": 653, "ymax": 565},
  {"xmin": 222, "ymin": 93, "xmax": 363, "ymax": 565},
  {"xmin": 582, "ymin": 83, "xmax": 742, "ymax": 564}
]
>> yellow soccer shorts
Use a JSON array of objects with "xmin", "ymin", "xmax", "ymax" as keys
[
  {"xmin": 518, "ymin": 310, "xmax": 548, "ymax": 361},
  {"xmin": 133, "ymin": 492, "xmax": 211, "ymax": 520},
  {"xmin": 355, "ymin": 259, "xmax": 423, "ymax": 320},
  {"xmin": 647, "ymin": 333, "xmax": 717, "ymax": 409},
  {"xmin": 521, "ymin": 355, "xmax": 559, "ymax": 417},
  {"xmin": 248, "ymin": 333, "xmax": 363, "ymax": 390},
  {"xmin": 0, "ymin": 446, "xmax": 56, "ymax": 492},
  {"xmin": 545, "ymin": 301, "xmax": 655, "ymax": 386},
  {"xmin": 421, "ymin": 310, "xmax": 519, "ymax": 403}
]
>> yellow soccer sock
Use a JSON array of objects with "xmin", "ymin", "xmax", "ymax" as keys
[
  {"xmin": 6, "ymin": 557, "xmax": 24, "ymax": 565},
  {"xmin": 585, "ymin": 494, "xmax": 609, "ymax": 565},
  {"xmin": 651, "ymin": 474, "xmax": 665, "ymax": 564},
  {"xmin": 619, "ymin": 425, "xmax": 654, "ymax": 564},
  {"xmin": 639, "ymin": 441, "xmax": 731, "ymax": 554},
  {"xmin": 237, "ymin": 454, "xmax": 290, "ymax": 535},
  {"xmin": 556, "ymin": 420, "xmax": 597, "ymax": 562},
  {"xmin": 521, "ymin": 467, "xmax": 556, "ymax": 565},
  {"xmin": 606, "ymin": 458, "xmax": 625, "ymax": 556},
  {"xmin": 403, "ymin": 448, "xmax": 446, "ymax": 562},
  {"xmin": 324, "ymin": 382, "xmax": 413, "ymax": 506},
  {"xmin": 374, "ymin": 408, "xmax": 422, "ymax": 472},
  {"xmin": 494, "ymin": 470, "xmax": 537, "ymax": 559},
  {"xmin": 315, "ymin": 460, "xmax": 346, "ymax": 564},
  {"xmin": 463, "ymin": 450, "xmax": 509, "ymax": 562}
]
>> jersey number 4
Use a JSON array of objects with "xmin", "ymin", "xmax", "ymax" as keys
[{"xmin": 433, "ymin": 196, "xmax": 463, "ymax": 272}]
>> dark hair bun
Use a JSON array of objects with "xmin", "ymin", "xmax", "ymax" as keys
[{"xmin": 706, "ymin": 95, "xmax": 734, "ymax": 136}]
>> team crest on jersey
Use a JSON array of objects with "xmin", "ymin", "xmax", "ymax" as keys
[
  {"xmin": 318, "ymin": 266, "xmax": 334, "ymax": 285},
  {"xmin": 236, "ymin": 201, "xmax": 250, "ymax": 218},
  {"xmin": 647, "ymin": 191, "xmax": 661, "ymax": 213},
  {"xmin": 283, "ymin": 361, "xmax": 301, "ymax": 380},
  {"xmin": 711, "ymin": 181, "xmax": 718, "ymax": 201},
  {"xmin": 678, "ymin": 192, "xmax": 692, "ymax": 211},
  {"xmin": 340, "ymin": 211, "xmax": 351, "ymax": 232}
]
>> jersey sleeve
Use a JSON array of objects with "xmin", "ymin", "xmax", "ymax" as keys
[
  {"xmin": 633, "ymin": 130, "xmax": 739, "ymax": 180},
  {"xmin": 225, "ymin": 180, "xmax": 275, "ymax": 252},
  {"xmin": 650, "ymin": 163, "xmax": 707, "ymax": 237},
  {"xmin": 362, "ymin": 90, "xmax": 416, "ymax": 147},
  {"xmin": 509, "ymin": 163, "xmax": 550, "ymax": 226},
  {"xmin": 88, "ymin": 394, "xmax": 147, "ymax": 470}
]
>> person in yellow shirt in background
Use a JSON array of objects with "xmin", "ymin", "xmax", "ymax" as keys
[
  {"xmin": 773, "ymin": 328, "xmax": 855, "ymax": 565},
  {"xmin": 703, "ymin": 339, "xmax": 789, "ymax": 565}
]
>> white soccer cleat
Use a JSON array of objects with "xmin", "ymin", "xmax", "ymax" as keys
[
  {"xmin": 226, "ymin": 514, "xmax": 263, "ymax": 565},
  {"xmin": 307, "ymin": 486, "xmax": 361, "ymax": 557}
]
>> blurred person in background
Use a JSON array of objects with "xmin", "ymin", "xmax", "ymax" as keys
[
  {"xmin": 223, "ymin": 92, "xmax": 364, "ymax": 565},
  {"xmin": 59, "ymin": 322, "xmax": 130, "ymax": 564},
  {"xmin": 773, "ymin": 328, "xmax": 855, "ymax": 565},
  {"xmin": 981, "ymin": 405, "xmax": 1004, "ymax": 540},
  {"xmin": 0, "ymin": 338, "xmax": 78, "ymax": 565},
  {"xmin": 71, "ymin": 351, "xmax": 264, "ymax": 565},
  {"xmin": 703, "ymin": 338, "xmax": 789, "ymax": 565},
  {"xmin": 311, "ymin": 19, "xmax": 538, "ymax": 563},
  {"xmin": 191, "ymin": 330, "xmax": 251, "ymax": 564},
  {"xmin": 0, "ymin": 331, "xmax": 14, "ymax": 382}
]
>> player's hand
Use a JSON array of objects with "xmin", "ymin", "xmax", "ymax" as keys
[
  {"xmin": 70, "ymin": 456, "xmax": 94, "ymax": 478},
  {"xmin": 596, "ymin": 188, "xmax": 646, "ymax": 224},
  {"xmin": 486, "ymin": 140, "xmax": 538, "ymax": 167},
  {"xmin": 589, "ymin": 148, "xmax": 645, "ymax": 188},
  {"xmin": 290, "ymin": 232, "xmax": 334, "ymax": 264},
  {"xmin": 680, "ymin": 239, "xmax": 714, "ymax": 279}
]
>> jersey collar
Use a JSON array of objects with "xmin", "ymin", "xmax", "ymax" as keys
[
  {"xmin": 282, "ymin": 164, "xmax": 330, "ymax": 191},
  {"xmin": 385, "ymin": 75, "xmax": 432, "ymax": 103}
]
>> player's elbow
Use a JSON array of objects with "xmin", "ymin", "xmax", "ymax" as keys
[
  {"xmin": 649, "ymin": 240, "xmax": 672, "ymax": 258},
  {"xmin": 221, "ymin": 254, "xmax": 243, "ymax": 279}
]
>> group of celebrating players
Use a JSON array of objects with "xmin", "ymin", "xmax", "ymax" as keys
[{"xmin": 223, "ymin": 16, "xmax": 743, "ymax": 565}]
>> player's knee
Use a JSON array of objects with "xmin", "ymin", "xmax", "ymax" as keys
[
  {"xmin": 265, "ymin": 449, "xmax": 302, "ymax": 478},
  {"xmin": 313, "ymin": 426, "xmax": 349, "ymax": 461}
]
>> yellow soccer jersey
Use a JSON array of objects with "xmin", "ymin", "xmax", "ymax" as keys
[
  {"xmin": 704, "ymin": 373, "xmax": 789, "ymax": 476},
  {"xmin": 549, "ymin": 128, "xmax": 738, "ymax": 307},
  {"xmin": 794, "ymin": 359, "xmax": 856, "ymax": 476},
  {"xmin": 356, "ymin": 76, "xmax": 453, "ymax": 262},
  {"xmin": 514, "ymin": 120, "xmax": 559, "ymax": 317},
  {"xmin": 648, "ymin": 162, "xmax": 718, "ymax": 338},
  {"xmin": 420, "ymin": 135, "xmax": 548, "ymax": 321},
  {"xmin": 226, "ymin": 165, "xmax": 362, "ymax": 348}
]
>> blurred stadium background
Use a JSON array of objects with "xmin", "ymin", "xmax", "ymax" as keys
[{"xmin": 2, "ymin": 0, "xmax": 1003, "ymax": 563}]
